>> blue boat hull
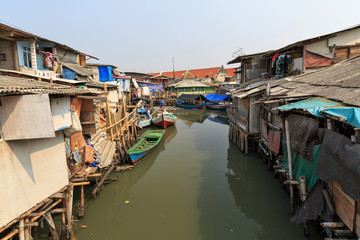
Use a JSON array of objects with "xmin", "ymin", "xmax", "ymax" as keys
[
  {"xmin": 129, "ymin": 148, "xmax": 153, "ymax": 164},
  {"xmin": 176, "ymin": 100, "xmax": 207, "ymax": 109}
]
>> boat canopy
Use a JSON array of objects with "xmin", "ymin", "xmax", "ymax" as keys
[
  {"xmin": 177, "ymin": 94, "xmax": 206, "ymax": 101},
  {"xmin": 205, "ymin": 94, "xmax": 229, "ymax": 102}
]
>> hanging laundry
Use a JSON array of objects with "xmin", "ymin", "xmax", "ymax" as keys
[{"xmin": 45, "ymin": 52, "xmax": 53, "ymax": 68}]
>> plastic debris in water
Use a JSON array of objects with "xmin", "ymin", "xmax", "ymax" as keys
[
  {"xmin": 81, "ymin": 225, "xmax": 88, "ymax": 228},
  {"xmin": 125, "ymin": 200, "xmax": 130, "ymax": 204}
]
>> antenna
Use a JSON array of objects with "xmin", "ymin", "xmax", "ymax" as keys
[{"xmin": 232, "ymin": 48, "xmax": 245, "ymax": 58}]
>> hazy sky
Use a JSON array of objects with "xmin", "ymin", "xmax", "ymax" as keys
[{"xmin": 2, "ymin": 0, "xmax": 360, "ymax": 73}]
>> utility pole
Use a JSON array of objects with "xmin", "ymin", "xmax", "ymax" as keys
[{"xmin": 172, "ymin": 57, "xmax": 175, "ymax": 80}]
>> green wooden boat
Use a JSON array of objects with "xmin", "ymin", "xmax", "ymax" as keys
[{"xmin": 127, "ymin": 130, "xmax": 165, "ymax": 164}]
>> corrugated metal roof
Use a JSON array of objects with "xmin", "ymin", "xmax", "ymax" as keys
[
  {"xmin": 0, "ymin": 75, "xmax": 97, "ymax": 96},
  {"xmin": 254, "ymin": 55, "xmax": 360, "ymax": 107},
  {"xmin": 62, "ymin": 62, "xmax": 94, "ymax": 76},
  {"xmin": 171, "ymin": 79, "xmax": 209, "ymax": 88},
  {"xmin": 0, "ymin": 23, "xmax": 98, "ymax": 60}
]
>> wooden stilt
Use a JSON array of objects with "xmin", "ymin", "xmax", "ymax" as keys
[
  {"xmin": 92, "ymin": 164, "xmax": 116, "ymax": 198},
  {"xmin": 78, "ymin": 185, "xmax": 85, "ymax": 217},
  {"xmin": 245, "ymin": 134, "xmax": 248, "ymax": 155},
  {"xmin": 19, "ymin": 219, "xmax": 25, "ymax": 240},
  {"xmin": 24, "ymin": 219, "xmax": 30, "ymax": 240},
  {"xmin": 65, "ymin": 186, "xmax": 73, "ymax": 239},
  {"xmin": 285, "ymin": 116, "xmax": 295, "ymax": 214},
  {"xmin": 299, "ymin": 176, "xmax": 309, "ymax": 236},
  {"xmin": 241, "ymin": 132, "xmax": 244, "ymax": 152},
  {"xmin": 44, "ymin": 213, "xmax": 59, "ymax": 240}
]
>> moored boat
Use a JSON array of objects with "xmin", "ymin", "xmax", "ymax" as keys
[
  {"xmin": 152, "ymin": 110, "xmax": 177, "ymax": 128},
  {"xmin": 176, "ymin": 99, "xmax": 207, "ymax": 109},
  {"xmin": 136, "ymin": 105, "xmax": 152, "ymax": 128},
  {"xmin": 206, "ymin": 103, "xmax": 232, "ymax": 110},
  {"xmin": 204, "ymin": 94, "xmax": 232, "ymax": 110},
  {"xmin": 126, "ymin": 130, "xmax": 165, "ymax": 164},
  {"xmin": 176, "ymin": 94, "xmax": 208, "ymax": 109}
]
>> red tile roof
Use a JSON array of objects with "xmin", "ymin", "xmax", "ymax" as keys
[{"xmin": 149, "ymin": 67, "xmax": 236, "ymax": 79}]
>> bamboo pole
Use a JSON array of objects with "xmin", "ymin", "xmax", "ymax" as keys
[
  {"xmin": 112, "ymin": 113, "xmax": 125, "ymax": 158},
  {"xmin": 245, "ymin": 134, "xmax": 248, "ymax": 155},
  {"xmin": 299, "ymin": 176, "xmax": 309, "ymax": 236},
  {"xmin": 92, "ymin": 164, "xmax": 116, "ymax": 198},
  {"xmin": 78, "ymin": 185, "xmax": 85, "ymax": 217},
  {"xmin": 24, "ymin": 219, "xmax": 30, "ymax": 240},
  {"xmin": 285, "ymin": 116, "xmax": 295, "ymax": 214},
  {"xmin": 122, "ymin": 96, "xmax": 131, "ymax": 145},
  {"xmin": 65, "ymin": 186, "xmax": 73, "ymax": 239},
  {"xmin": 104, "ymin": 83, "xmax": 114, "ymax": 142},
  {"xmin": 18, "ymin": 219, "xmax": 25, "ymax": 240},
  {"xmin": 44, "ymin": 213, "xmax": 59, "ymax": 240}
]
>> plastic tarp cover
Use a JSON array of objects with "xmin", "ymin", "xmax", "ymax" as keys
[
  {"xmin": 277, "ymin": 97, "xmax": 343, "ymax": 118},
  {"xmin": 304, "ymin": 50, "xmax": 334, "ymax": 68},
  {"xmin": 277, "ymin": 98, "xmax": 360, "ymax": 128},
  {"xmin": 177, "ymin": 94, "xmax": 206, "ymax": 101},
  {"xmin": 316, "ymin": 129, "xmax": 360, "ymax": 201},
  {"xmin": 98, "ymin": 66, "xmax": 113, "ymax": 82},
  {"xmin": 137, "ymin": 82, "xmax": 163, "ymax": 90},
  {"xmin": 205, "ymin": 94, "xmax": 229, "ymax": 102},
  {"xmin": 322, "ymin": 107, "xmax": 360, "ymax": 128},
  {"xmin": 62, "ymin": 68, "xmax": 76, "ymax": 80},
  {"xmin": 280, "ymin": 140, "xmax": 320, "ymax": 191}
]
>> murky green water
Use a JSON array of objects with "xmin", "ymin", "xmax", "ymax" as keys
[{"xmin": 74, "ymin": 109, "xmax": 322, "ymax": 240}]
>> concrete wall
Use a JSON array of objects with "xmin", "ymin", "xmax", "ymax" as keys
[
  {"xmin": 329, "ymin": 28, "xmax": 360, "ymax": 46},
  {"xmin": 0, "ymin": 40, "xmax": 15, "ymax": 70},
  {"xmin": 0, "ymin": 132, "xmax": 69, "ymax": 227},
  {"xmin": 306, "ymin": 39, "xmax": 332, "ymax": 58}
]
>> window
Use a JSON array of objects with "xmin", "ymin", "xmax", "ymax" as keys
[
  {"xmin": 22, "ymin": 46, "xmax": 32, "ymax": 68},
  {"xmin": 0, "ymin": 54, "xmax": 6, "ymax": 61}
]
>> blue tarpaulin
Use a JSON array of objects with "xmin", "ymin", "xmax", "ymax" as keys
[
  {"xmin": 205, "ymin": 94, "xmax": 229, "ymax": 102},
  {"xmin": 98, "ymin": 66, "xmax": 113, "ymax": 82},
  {"xmin": 62, "ymin": 68, "xmax": 76, "ymax": 80},
  {"xmin": 277, "ymin": 97, "xmax": 360, "ymax": 128},
  {"xmin": 137, "ymin": 81, "xmax": 163, "ymax": 90}
]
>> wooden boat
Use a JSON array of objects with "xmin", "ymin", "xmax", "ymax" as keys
[
  {"xmin": 176, "ymin": 100, "xmax": 207, "ymax": 109},
  {"xmin": 126, "ymin": 130, "xmax": 165, "ymax": 164},
  {"xmin": 152, "ymin": 110, "xmax": 177, "ymax": 128},
  {"xmin": 206, "ymin": 103, "xmax": 232, "ymax": 110},
  {"xmin": 136, "ymin": 106, "xmax": 152, "ymax": 128}
]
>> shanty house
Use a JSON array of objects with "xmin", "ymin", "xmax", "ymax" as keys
[
  {"xmin": 0, "ymin": 22, "xmax": 98, "ymax": 82},
  {"xmin": 228, "ymin": 24, "xmax": 360, "ymax": 85},
  {"xmin": 165, "ymin": 79, "xmax": 214, "ymax": 95},
  {"xmin": 0, "ymin": 75, "xmax": 98, "ymax": 232}
]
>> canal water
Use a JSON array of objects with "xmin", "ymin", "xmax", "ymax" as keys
[{"xmin": 74, "ymin": 109, "xmax": 322, "ymax": 240}]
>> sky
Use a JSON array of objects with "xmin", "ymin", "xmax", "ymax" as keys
[{"xmin": 1, "ymin": 0, "xmax": 360, "ymax": 73}]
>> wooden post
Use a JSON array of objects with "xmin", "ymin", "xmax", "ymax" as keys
[
  {"xmin": 65, "ymin": 186, "xmax": 73, "ymax": 239},
  {"xmin": 104, "ymin": 83, "xmax": 114, "ymax": 142},
  {"xmin": 285, "ymin": 116, "xmax": 295, "ymax": 214},
  {"xmin": 299, "ymin": 176, "xmax": 309, "ymax": 235},
  {"xmin": 44, "ymin": 212, "xmax": 59, "ymax": 240},
  {"xmin": 122, "ymin": 96, "xmax": 131, "ymax": 145},
  {"xmin": 50, "ymin": 78, "xmax": 53, "ymax": 84},
  {"xmin": 24, "ymin": 219, "xmax": 30, "ymax": 240},
  {"xmin": 18, "ymin": 219, "xmax": 25, "ymax": 240},
  {"xmin": 112, "ymin": 113, "xmax": 125, "ymax": 159},
  {"xmin": 38, "ymin": 77, "xmax": 41, "ymax": 82},
  {"xmin": 78, "ymin": 185, "xmax": 85, "ymax": 217},
  {"xmin": 245, "ymin": 134, "xmax": 248, "ymax": 155},
  {"xmin": 92, "ymin": 164, "xmax": 116, "ymax": 198},
  {"xmin": 61, "ymin": 207, "xmax": 66, "ymax": 239}
]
